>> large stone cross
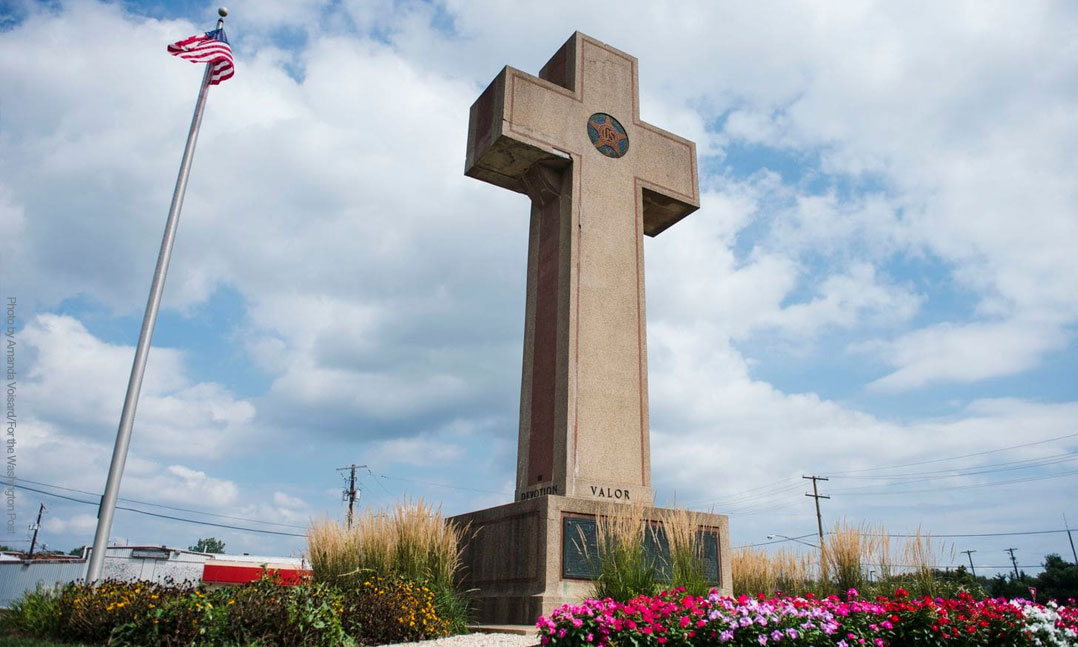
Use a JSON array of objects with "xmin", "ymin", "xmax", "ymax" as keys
[{"xmin": 466, "ymin": 32, "xmax": 699, "ymax": 506}]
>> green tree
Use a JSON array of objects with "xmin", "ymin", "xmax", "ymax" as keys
[
  {"xmin": 1034, "ymin": 553, "xmax": 1078, "ymax": 602},
  {"xmin": 988, "ymin": 571, "xmax": 1036, "ymax": 599},
  {"xmin": 189, "ymin": 537, "xmax": 226, "ymax": 554}
]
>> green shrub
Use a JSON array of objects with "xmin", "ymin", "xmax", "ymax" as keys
[
  {"xmin": 109, "ymin": 586, "xmax": 225, "ymax": 647},
  {"xmin": 3, "ymin": 585, "xmax": 64, "ymax": 638},
  {"xmin": 54, "ymin": 580, "xmax": 186, "ymax": 643},
  {"xmin": 338, "ymin": 575, "xmax": 449, "ymax": 646},
  {"xmin": 220, "ymin": 576, "xmax": 351, "ymax": 647}
]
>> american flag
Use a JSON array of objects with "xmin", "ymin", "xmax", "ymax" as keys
[{"xmin": 167, "ymin": 28, "xmax": 234, "ymax": 85}]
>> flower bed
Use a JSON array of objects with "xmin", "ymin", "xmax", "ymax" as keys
[
  {"xmin": 537, "ymin": 588, "xmax": 1078, "ymax": 647},
  {"xmin": 4, "ymin": 575, "xmax": 456, "ymax": 647}
]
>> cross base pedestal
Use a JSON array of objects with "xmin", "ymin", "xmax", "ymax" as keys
[{"xmin": 449, "ymin": 495, "xmax": 731, "ymax": 625}]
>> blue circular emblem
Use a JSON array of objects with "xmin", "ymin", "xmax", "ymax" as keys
[{"xmin": 587, "ymin": 113, "xmax": 629, "ymax": 158}]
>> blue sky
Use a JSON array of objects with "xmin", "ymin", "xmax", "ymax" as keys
[{"xmin": 1, "ymin": 0, "xmax": 1076, "ymax": 577}]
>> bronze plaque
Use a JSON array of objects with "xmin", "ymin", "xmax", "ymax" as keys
[{"xmin": 562, "ymin": 517, "xmax": 599, "ymax": 579}]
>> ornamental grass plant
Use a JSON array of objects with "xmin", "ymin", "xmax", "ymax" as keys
[
  {"xmin": 659, "ymin": 506, "xmax": 711, "ymax": 597},
  {"xmin": 589, "ymin": 502, "xmax": 661, "ymax": 601},
  {"xmin": 306, "ymin": 498, "xmax": 469, "ymax": 633},
  {"xmin": 732, "ymin": 545, "xmax": 816, "ymax": 597},
  {"xmin": 307, "ymin": 498, "xmax": 463, "ymax": 588},
  {"xmin": 733, "ymin": 521, "xmax": 960, "ymax": 599},
  {"xmin": 822, "ymin": 519, "xmax": 883, "ymax": 595}
]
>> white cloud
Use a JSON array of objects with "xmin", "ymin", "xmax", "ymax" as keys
[
  {"xmin": 1, "ymin": 1, "xmax": 1075, "ymax": 567},
  {"xmin": 44, "ymin": 513, "xmax": 98, "ymax": 536},
  {"xmin": 370, "ymin": 437, "xmax": 465, "ymax": 467},
  {"xmin": 144, "ymin": 466, "xmax": 239, "ymax": 507},
  {"xmin": 18, "ymin": 314, "xmax": 255, "ymax": 457},
  {"xmin": 865, "ymin": 320, "xmax": 1069, "ymax": 392},
  {"xmin": 272, "ymin": 491, "xmax": 307, "ymax": 509}
]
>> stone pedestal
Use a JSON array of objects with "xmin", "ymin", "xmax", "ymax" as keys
[{"xmin": 450, "ymin": 495, "xmax": 731, "ymax": 625}]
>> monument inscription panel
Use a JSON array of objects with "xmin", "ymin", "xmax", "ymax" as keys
[
  {"xmin": 561, "ymin": 515, "xmax": 721, "ymax": 584},
  {"xmin": 562, "ymin": 516, "xmax": 600, "ymax": 579}
]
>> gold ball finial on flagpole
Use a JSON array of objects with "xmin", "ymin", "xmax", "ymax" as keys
[{"xmin": 218, "ymin": 7, "xmax": 228, "ymax": 17}]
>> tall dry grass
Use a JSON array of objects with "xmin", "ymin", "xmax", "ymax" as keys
[
  {"xmin": 308, "ymin": 498, "xmax": 470, "ymax": 631},
  {"xmin": 823, "ymin": 520, "xmax": 883, "ymax": 594},
  {"xmin": 590, "ymin": 502, "xmax": 660, "ymax": 601},
  {"xmin": 307, "ymin": 498, "xmax": 465, "ymax": 592},
  {"xmin": 659, "ymin": 507, "xmax": 710, "ymax": 596},
  {"xmin": 732, "ymin": 546, "xmax": 816, "ymax": 596},
  {"xmin": 733, "ymin": 521, "xmax": 956, "ymax": 598},
  {"xmin": 902, "ymin": 526, "xmax": 956, "ymax": 597}
]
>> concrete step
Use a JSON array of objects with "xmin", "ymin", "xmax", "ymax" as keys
[{"xmin": 469, "ymin": 625, "xmax": 536, "ymax": 636}]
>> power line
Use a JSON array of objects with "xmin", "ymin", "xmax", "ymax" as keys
[
  {"xmin": 824, "ymin": 433, "xmax": 1078, "ymax": 476},
  {"xmin": 829, "ymin": 452, "xmax": 1078, "ymax": 480},
  {"xmin": 829, "ymin": 469, "xmax": 1078, "ymax": 496},
  {"xmin": 372, "ymin": 473, "xmax": 512, "ymax": 496},
  {"xmin": 8, "ymin": 483, "xmax": 306, "ymax": 538},
  {"xmin": 734, "ymin": 533, "xmax": 819, "ymax": 549},
  {"xmin": 867, "ymin": 529, "xmax": 1070, "ymax": 538},
  {"xmin": 10, "ymin": 477, "xmax": 309, "ymax": 530},
  {"xmin": 736, "ymin": 527, "xmax": 1074, "ymax": 549},
  {"xmin": 684, "ymin": 477, "xmax": 803, "ymax": 509}
]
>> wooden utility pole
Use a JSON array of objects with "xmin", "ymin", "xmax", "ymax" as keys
[
  {"xmin": 803, "ymin": 475, "xmax": 830, "ymax": 545},
  {"xmin": 803, "ymin": 475, "xmax": 830, "ymax": 579},
  {"xmin": 1005, "ymin": 548, "xmax": 1020, "ymax": 579},
  {"xmin": 1065, "ymin": 514, "xmax": 1077, "ymax": 564},
  {"xmin": 337, "ymin": 465, "xmax": 366, "ymax": 529},
  {"xmin": 960, "ymin": 549, "xmax": 977, "ymax": 577},
  {"xmin": 27, "ymin": 503, "xmax": 45, "ymax": 558}
]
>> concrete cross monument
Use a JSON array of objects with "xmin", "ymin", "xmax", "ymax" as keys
[
  {"xmin": 467, "ymin": 31, "xmax": 699, "ymax": 505},
  {"xmin": 451, "ymin": 32, "xmax": 730, "ymax": 625}
]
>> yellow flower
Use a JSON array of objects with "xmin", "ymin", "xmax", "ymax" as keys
[{"xmin": 228, "ymin": 599, "xmax": 235, "ymax": 605}]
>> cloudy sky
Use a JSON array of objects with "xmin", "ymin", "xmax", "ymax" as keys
[{"xmin": 1, "ymin": 0, "xmax": 1075, "ymax": 576}]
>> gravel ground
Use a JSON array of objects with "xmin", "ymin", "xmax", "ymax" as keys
[{"xmin": 390, "ymin": 633, "xmax": 539, "ymax": 647}]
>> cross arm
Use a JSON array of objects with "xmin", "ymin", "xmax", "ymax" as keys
[
  {"xmin": 634, "ymin": 124, "xmax": 700, "ymax": 236},
  {"xmin": 465, "ymin": 66, "xmax": 579, "ymax": 195}
]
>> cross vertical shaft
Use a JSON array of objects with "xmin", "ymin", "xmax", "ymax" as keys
[{"xmin": 466, "ymin": 33, "xmax": 699, "ymax": 505}]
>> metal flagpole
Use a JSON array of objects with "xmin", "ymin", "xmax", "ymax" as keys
[{"xmin": 86, "ymin": 10, "xmax": 226, "ymax": 584}]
